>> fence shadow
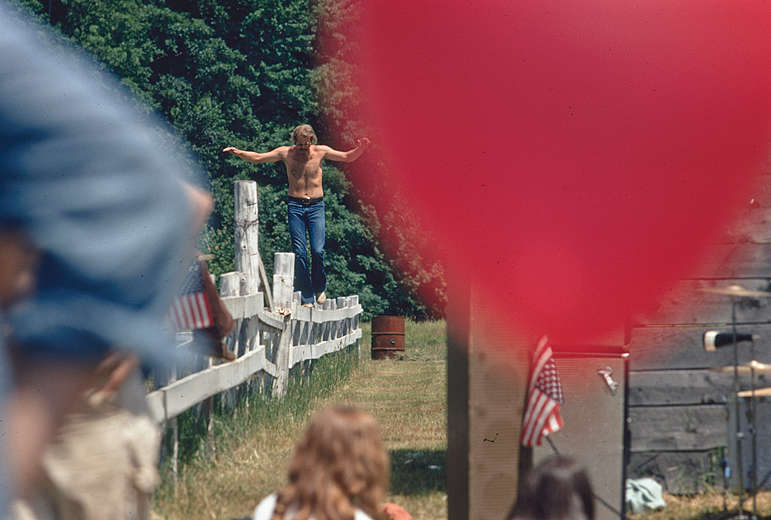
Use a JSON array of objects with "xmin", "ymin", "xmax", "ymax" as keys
[{"xmin": 389, "ymin": 448, "xmax": 447, "ymax": 495}]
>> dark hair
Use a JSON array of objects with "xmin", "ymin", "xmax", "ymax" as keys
[{"xmin": 508, "ymin": 456, "xmax": 594, "ymax": 520}]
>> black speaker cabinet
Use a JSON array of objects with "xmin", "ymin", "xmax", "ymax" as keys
[{"xmin": 532, "ymin": 349, "xmax": 629, "ymax": 520}]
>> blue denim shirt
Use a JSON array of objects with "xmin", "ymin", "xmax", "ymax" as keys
[
  {"xmin": 0, "ymin": 1, "xmax": 201, "ymax": 507},
  {"xmin": 0, "ymin": 2, "xmax": 198, "ymax": 363}
]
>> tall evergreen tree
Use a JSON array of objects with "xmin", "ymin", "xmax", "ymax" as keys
[{"xmin": 12, "ymin": 0, "xmax": 446, "ymax": 319}]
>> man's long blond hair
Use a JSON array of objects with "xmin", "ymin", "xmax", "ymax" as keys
[
  {"xmin": 291, "ymin": 124, "xmax": 318, "ymax": 145},
  {"xmin": 271, "ymin": 406, "xmax": 389, "ymax": 520}
]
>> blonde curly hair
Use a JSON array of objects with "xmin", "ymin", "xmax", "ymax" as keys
[{"xmin": 271, "ymin": 406, "xmax": 389, "ymax": 520}]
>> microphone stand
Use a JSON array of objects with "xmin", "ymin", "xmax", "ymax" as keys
[
  {"xmin": 749, "ymin": 336, "xmax": 758, "ymax": 520},
  {"xmin": 731, "ymin": 299, "xmax": 747, "ymax": 519}
]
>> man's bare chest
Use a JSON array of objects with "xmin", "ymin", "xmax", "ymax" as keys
[{"xmin": 286, "ymin": 153, "xmax": 323, "ymax": 178}]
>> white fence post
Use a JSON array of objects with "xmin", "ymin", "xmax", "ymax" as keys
[
  {"xmin": 169, "ymin": 361, "xmax": 178, "ymax": 483},
  {"xmin": 220, "ymin": 272, "xmax": 241, "ymax": 298},
  {"xmin": 220, "ymin": 272, "xmax": 242, "ymax": 413},
  {"xmin": 273, "ymin": 252, "xmax": 295, "ymax": 315},
  {"xmin": 148, "ymin": 187, "xmax": 365, "ymax": 448},
  {"xmin": 273, "ymin": 252, "xmax": 294, "ymax": 396},
  {"xmin": 234, "ymin": 180, "xmax": 260, "ymax": 296}
]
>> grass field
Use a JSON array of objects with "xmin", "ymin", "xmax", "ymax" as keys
[
  {"xmin": 151, "ymin": 319, "xmax": 771, "ymax": 520},
  {"xmin": 631, "ymin": 490, "xmax": 771, "ymax": 520},
  {"xmin": 152, "ymin": 320, "xmax": 448, "ymax": 520}
]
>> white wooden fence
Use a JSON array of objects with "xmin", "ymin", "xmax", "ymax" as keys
[{"xmin": 146, "ymin": 181, "xmax": 362, "ymax": 467}]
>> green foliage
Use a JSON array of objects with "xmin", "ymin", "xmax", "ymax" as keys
[{"xmin": 11, "ymin": 0, "xmax": 445, "ymax": 320}]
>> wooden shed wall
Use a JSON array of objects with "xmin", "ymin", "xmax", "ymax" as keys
[{"xmin": 627, "ymin": 172, "xmax": 771, "ymax": 493}]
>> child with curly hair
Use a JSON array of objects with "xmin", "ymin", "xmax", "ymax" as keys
[{"xmin": 253, "ymin": 406, "xmax": 392, "ymax": 520}]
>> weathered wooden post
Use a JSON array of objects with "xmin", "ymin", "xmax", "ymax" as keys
[
  {"xmin": 273, "ymin": 252, "xmax": 295, "ymax": 315},
  {"xmin": 234, "ymin": 180, "xmax": 260, "ymax": 296},
  {"xmin": 273, "ymin": 252, "xmax": 294, "ymax": 396},
  {"xmin": 220, "ymin": 272, "xmax": 241, "ymax": 301},
  {"xmin": 351, "ymin": 295, "xmax": 360, "ymax": 356},
  {"xmin": 219, "ymin": 271, "xmax": 242, "ymax": 415},
  {"xmin": 169, "ymin": 361, "xmax": 179, "ymax": 483},
  {"xmin": 448, "ymin": 281, "xmax": 629, "ymax": 520},
  {"xmin": 233, "ymin": 179, "xmax": 275, "ymax": 311},
  {"xmin": 234, "ymin": 180, "xmax": 267, "ymax": 403},
  {"xmin": 336, "ymin": 297, "xmax": 346, "ymax": 340},
  {"xmin": 447, "ymin": 284, "xmax": 532, "ymax": 520}
]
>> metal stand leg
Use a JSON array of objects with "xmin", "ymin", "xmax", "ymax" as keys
[{"xmin": 730, "ymin": 300, "xmax": 749, "ymax": 520}]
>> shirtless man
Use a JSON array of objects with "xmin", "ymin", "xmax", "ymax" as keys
[{"xmin": 223, "ymin": 124, "xmax": 370, "ymax": 307}]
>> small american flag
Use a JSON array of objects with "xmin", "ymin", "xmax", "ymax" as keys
[
  {"xmin": 521, "ymin": 335, "xmax": 564, "ymax": 447},
  {"xmin": 169, "ymin": 261, "xmax": 213, "ymax": 331}
]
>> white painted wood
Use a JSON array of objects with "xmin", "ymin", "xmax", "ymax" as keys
[
  {"xmin": 148, "ymin": 295, "xmax": 362, "ymax": 419},
  {"xmin": 263, "ymin": 359, "xmax": 279, "ymax": 378},
  {"xmin": 169, "ymin": 361, "xmax": 178, "ymax": 481},
  {"xmin": 220, "ymin": 272, "xmax": 241, "ymax": 359},
  {"xmin": 329, "ymin": 299, "xmax": 339, "ymax": 340},
  {"xmin": 148, "ymin": 180, "xmax": 366, "ymax": 474},
  {"xmin": 351, "ymin": 295, "xmax": 360, "ymax": 331},
  {"xmin": 257, "ymin": 253, "xmax": 274, "ymax": 312},
  {"xmin": 257, "ymin": 306, "xmax": 284, "ymax": 331},
  {"xmin": 309, "ymin": 305, "xmax": 362, "ymax": 323},
  {"xmin": 219, "ymin": 272, "xmax": 241, "ymax": 298},
  {"xmin": 234, "ymin": 180, "xmax": 260, "ymax": 295},
  {"xmin": 171, "ymin": 417, "xmax": 178, "ymax": 482},
  {"xmin": 294, "ymin": 304, "xmax": 312, "ymax": 322},
  {"xmin": 342, "ymin": 296, "xmax": 352, "ymax": 337},
  {"xmin": 273, "ymin": 252, "xmax": 295, "ymax": 314},
  {"xmin": 222, "ymin": 295, "xmax": 247, "ymax": 319},
  {"xmin": 147, "ymin": 346, "xmax": 268, "ymax": 422},
  {"xmin": 313, "ymin": 329, "xmax": 361, "ymax": 359},
  {"xmin": 221, "ymin": 293, "xmax": 281, "ymax": 326},
  {"xmin": 273, "ymin": 316, "xmax": 292, "ymax": 397},
  {"xmin": 289, "ymin": 329, "xmax": 363, "ymax": 368},
  {"xmin": 245, "ymin": 292, "xmax": 263, "ymax": 321},
  {"xmin": 290, "ymin": 345, "xmax": 312, "ymax": 368}
]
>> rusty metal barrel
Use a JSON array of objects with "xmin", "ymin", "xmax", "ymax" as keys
[{"xmin": 371, "ymin": 315, "xmax": 405, "ymax": 360}]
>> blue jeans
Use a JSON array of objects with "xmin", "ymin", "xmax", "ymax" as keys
[{"xmin": 287, "ymin": 199, "xmax": 326, "ymax": 304}]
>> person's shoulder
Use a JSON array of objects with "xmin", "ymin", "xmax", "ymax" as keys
[{"xmin": 252, "ymin": 493, "xmax": 278, "ymax": 520}]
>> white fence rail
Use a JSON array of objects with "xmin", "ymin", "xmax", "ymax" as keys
[
  {"xmin": 146, "ymin": 180, "xmax": 362, "ymax": 427},
  {"xmin": 146, "ymin": 289, "xmax": 362, "ymax": 424}
]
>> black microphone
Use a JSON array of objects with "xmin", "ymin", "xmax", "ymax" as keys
[{"xmin": 703, "ymin": 331, "xmax": 758, "ymax": 351}]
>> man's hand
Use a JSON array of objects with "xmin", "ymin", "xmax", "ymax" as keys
[
  {"xmin": 222, "ymin": 146, "xmax": 239, "ymax": 154},
  {"xmin": 356, "ymin": 137, "xmax": 371, "ymax": 150}
]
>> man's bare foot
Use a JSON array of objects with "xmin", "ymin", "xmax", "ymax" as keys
[{"xmin": 315, "ymin": 292, "xmax": 327, "ymax": 305}]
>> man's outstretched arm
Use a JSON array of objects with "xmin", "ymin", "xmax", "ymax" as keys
[
  {"xmin": 320, "ymin": 137, "xmax": 371, "ymax": 163},
  {"xmin": 222, "ymin": 146, "xmax": 286, "ymax": 164}
]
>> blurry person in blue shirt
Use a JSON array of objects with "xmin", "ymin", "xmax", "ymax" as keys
[{"xmin": 0, "ymin": 0, "xmax": 210, "ymax": 510}]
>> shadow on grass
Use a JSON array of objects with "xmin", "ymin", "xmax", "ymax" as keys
[
  {"xmin": 685, "ymin": 512, "xmax": 771, "ymax": 520},
  {"xmin": 390, "ymin": 449, "xmax": 447, "ymax": 495}
]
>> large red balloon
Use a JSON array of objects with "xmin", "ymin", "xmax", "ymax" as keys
[{"xmin": 329, "ymin": 1, "xmax": 771, "ymax": 343}]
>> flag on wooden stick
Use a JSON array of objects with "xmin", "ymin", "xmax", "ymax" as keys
[{"xmin": 521, "ymin": 335, "xmax": 564, "ymax": 447}]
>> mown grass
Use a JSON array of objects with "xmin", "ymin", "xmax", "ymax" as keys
[
  {"xmin": 152, "ymin": 320, "xmax": 447, "ymax": 520},
  {"xmin": 151, "ymin": 318, "xmax": 771, "ymax": 520},
  {"xmin": 631, "ymin": 490, "xmax": 771, "ymax": 520}
]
